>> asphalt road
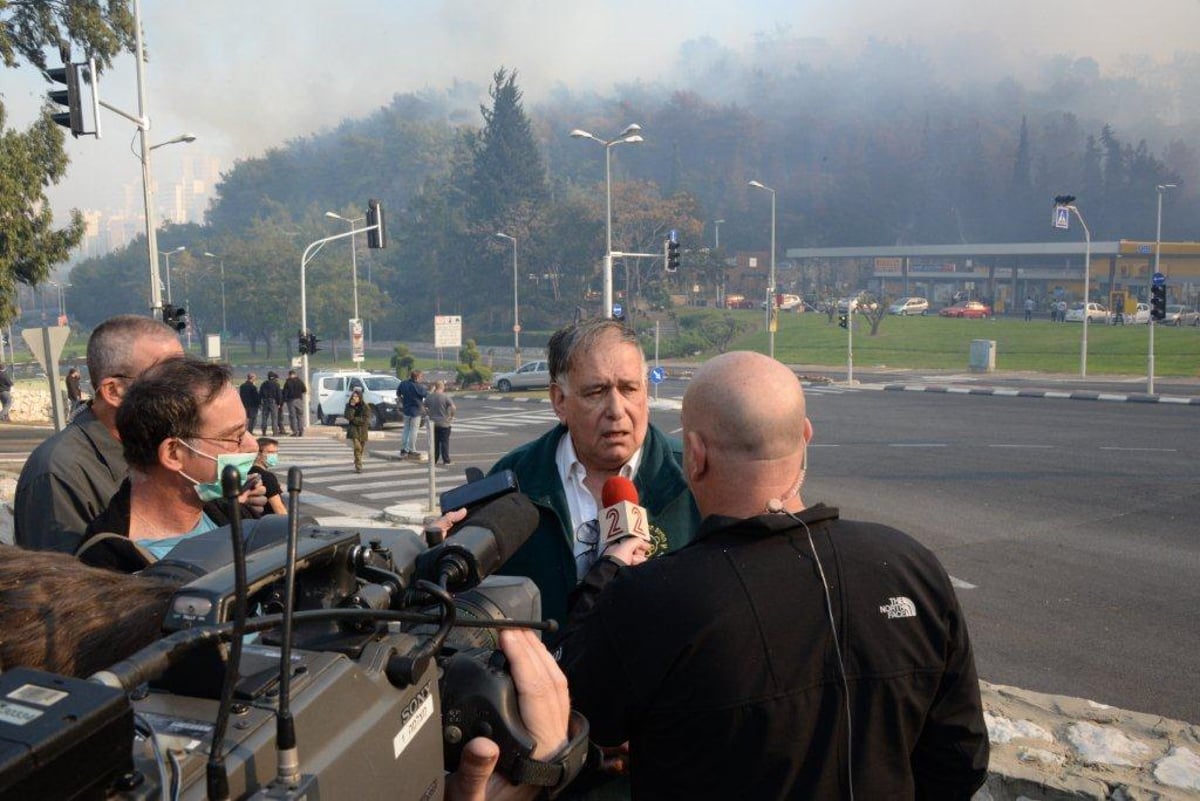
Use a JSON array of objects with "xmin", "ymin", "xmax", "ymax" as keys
[{"xmin": 2, "ymin": 387, "xmax": 1196, "ymax": 722}]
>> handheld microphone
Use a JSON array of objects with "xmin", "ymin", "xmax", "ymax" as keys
[{"xmin": 600, "ymin": 476, "xmax": 650, "ymax": 546}]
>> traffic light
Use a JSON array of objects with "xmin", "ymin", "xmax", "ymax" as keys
[
  {"xmin": 298, "ymin": 329, "xmax": 309, "ymax": 355},
  {"xmin": 306, "ymin": 332, "xmax": 321, "ymax": 354},
  {"xmin": 163, "ymin": 304, "xmax": 187, "ymax": 332},
  {"xmin": 1150, "ymin": 283, "xmax": 1167, "ymax": 321},
  {"xmin": 666, "ymin": 239, "xmax": 680, "ymax": 273},
  {"xmin": 47, "ymin": 63, "xmax": 84, "ymax": 137},
  {"xmin": 838, "ymin": 314, "xmax": 849, "ymax": 329},
  {"xmin": 366, "ymin": 198, "xmax": 387, "ymax": 249}
]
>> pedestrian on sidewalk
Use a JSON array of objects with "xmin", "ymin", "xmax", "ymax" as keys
[
  {"xmin": 282, "ymin": 369, "xmax": 307, "ymax": 437},
  {"xmin": 239, "ymin": 373, "xmax": 260, "ymax": 432},
  {"xmin": 249, "ymin": 437, "xmax": 287, "ymax": 515},
  {"xmin": 344, "ymin": 388, "xmax": 371, "ymax": 473},
  {"xmin": 0, "ymin": 363, "xmax": 12, "ymax": 422},
  {"xmin": 426, "ymin": 380, "xmax": 456, "ymax": 465},
  {"xmin": 1024, "ymin": 296, "xmax": 1035, "ymax": 322},
  {"xmin": 65, "ymin": 366, "xmax": 84, "ymax": 414},
  {"xmin": 259, "ymin": 371, "xmax": 283, "ymax": 435}
]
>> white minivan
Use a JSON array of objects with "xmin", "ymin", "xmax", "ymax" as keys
[{"xmin": 311, "ymin": 370, "xmax": 403, "ymax": 429}]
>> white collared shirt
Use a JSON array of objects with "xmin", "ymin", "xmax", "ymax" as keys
[{"xmin": 555, "ymin": 432, "xmax": 642, "ymax": 579}]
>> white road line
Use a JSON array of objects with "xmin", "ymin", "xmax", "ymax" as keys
[
  {"xmin": 992, "ymin": 389, "xmax": 1020, "ymax": 396},
  {"xmin": 297, "ymin": 491, "xmax": 380, "ymax": 518},
  {"xmin": 1100, "ymin": 446, "xmax": 1178, "ymax": 453},
  {"xmin": 1097, "ymin": 394, "xmax": 1128, "ymax": 402},
  {"xmin": 888, "ymin": 443, "xmax": 947, "ymax": 447},
  {"xmin": 949, "ymin": 576, "xmax": 977, "ymax": 590},
  {"xmin": 326, "ymin": 476, "xmax": 434, "ymax": 492},
  {"xmin": 987, "ymin": 444, "xmax": 1055, "ymax": 449}
]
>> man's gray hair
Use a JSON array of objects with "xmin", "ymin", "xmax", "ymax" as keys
[
  {"xmin": 87, "ymin": 315, "xmax": 178, "ymax": 385},
  {"xmin": 547, "ymin": 318, "xmax": 642, "ymax": 384}
]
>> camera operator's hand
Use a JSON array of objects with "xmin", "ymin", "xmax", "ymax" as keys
[
  {"xmin": 444, "ymin": 629, "xmax": 570, "ymax": 801},
  {"xmin": 423, "ymin": 507, "xmax": 468, "ymax": 545}
]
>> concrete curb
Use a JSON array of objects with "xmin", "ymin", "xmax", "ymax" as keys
[{"xmin": 875, "ymin": 383, "xmax": 1200, "ymax": 405}]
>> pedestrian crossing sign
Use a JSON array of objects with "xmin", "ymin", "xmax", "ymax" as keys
[{"xmin": 1053, "ymin": 206, "xmax": 1070, "ymax": 230}]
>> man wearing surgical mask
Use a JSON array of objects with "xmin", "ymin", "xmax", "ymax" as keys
[
  {"xmin": 77, "ymin": 358, "xmax": 262, "ymax": 572},
  {"xmin": 249, "ymin": 437, "xmax": 287, "ymax": 515}
]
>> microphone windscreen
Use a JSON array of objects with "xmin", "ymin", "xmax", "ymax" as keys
[
  {"xmin": 457, "ymin": 493, "xmax": 540, "ymax": 564},
  {"xmin": 601, "ymin": 476, "xmax": 639, "ymax": 507}
]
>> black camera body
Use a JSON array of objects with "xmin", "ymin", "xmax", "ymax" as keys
[{"xmin": 0, "ymin": 518, "xmax": 546, "ymax": 801}]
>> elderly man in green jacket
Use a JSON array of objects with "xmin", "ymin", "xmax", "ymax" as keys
[{"xmin": 489, "ymin": 319, "xmax": 700, "ymax": 626}]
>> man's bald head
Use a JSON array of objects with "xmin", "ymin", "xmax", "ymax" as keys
[
  {"xmin": 682, "ymin": 352, "xmax": 811, "ymax": 517},
  {"xmin": 683, "ymin": 352, "xmax": 807, "ymax": 460}
]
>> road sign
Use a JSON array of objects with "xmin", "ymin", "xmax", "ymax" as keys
[
  {"xmin": 1053, "ymin": 206, "xmax": 1070, "ymax": 230},
  {"xmin": 612, "ymin": 302, "xmax": 624, "ymax": 318},
  {"xmin": 1138, "ymin": 244, "xmax": 1152, "ymax": 255},
  {"xmin": 434, "ymin": 315, "xmax": 462, "ymax": 349},
  {"xmin": 1152, "ymin": 272, "xmax": 1166, "ymax": 287},
  {"xmin": 22, "ymin": 326, "xmax": 70, "ymax": 371},
  {"xmin": 349, "ymin": 318, "xmax": 365, "ymax": 362},
  {"xmin": 648, "ymin": 366, "xmax": 666, "ymax": 385}
]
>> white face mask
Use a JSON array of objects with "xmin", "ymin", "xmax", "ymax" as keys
[{"xmin": 178, "ymin": 440, "xmax": 258, "ymax": 502}]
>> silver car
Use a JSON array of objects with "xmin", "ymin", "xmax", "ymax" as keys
[
  {"xmin": 888, "ymin": 297, "xmax": 929, "ymax": 316},
  {"xmin": 493, "ymin": 360, "xmax": 551, "ymax": 392},
  {"xmin": 1162, "ymin": 305, "xmax": 1200, "ymax": 326}
]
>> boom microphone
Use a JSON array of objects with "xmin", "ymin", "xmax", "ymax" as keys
[
  {"xmin": 600, "ymin": 476, "xmax": 650, "ymax": 546},
  {"xmin": 416, "ymin": 493, "xmax": 540, "ymax": 592}
]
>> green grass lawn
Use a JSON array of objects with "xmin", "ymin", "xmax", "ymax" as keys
[{"xmin": 719, "ymin": 311, "xmax": 1200, "ymax": 376}]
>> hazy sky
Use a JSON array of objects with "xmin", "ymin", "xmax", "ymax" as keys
[{"xmin": 4, "ymin": 0, "xmax": 1198, "ymax": 222}]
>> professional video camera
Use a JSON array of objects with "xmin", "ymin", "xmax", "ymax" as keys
[{"xmin": 0, "ymin": 469, "xmax": 589, "ymax": 801}]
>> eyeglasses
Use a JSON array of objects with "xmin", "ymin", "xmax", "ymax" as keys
[
  {"xmin": 575, "ymin": 519, "xmax": 601, "ymax": 572},
  {"xmin": 190, "ymin": 431, "xmax": 252, "ymax": 450}
]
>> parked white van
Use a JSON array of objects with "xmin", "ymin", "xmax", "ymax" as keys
[{"xmin": 311, "ymin": 370, "xmax": 403, "ymax": 429}]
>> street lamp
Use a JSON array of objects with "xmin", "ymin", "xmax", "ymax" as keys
[
  {"xmin": 149, "ymin": 133, "xmax": 197, "ymax": 152},
  {"xmin": 748, "ymin": 180, "xmax": 777, "ymax": 359},
  {"xmin": 713, "ymin": 219, "xmax": 725, "ymax": 250},
  {"xmin": 325, "ymin": 210, "xmax": 365, "ymax": 324},
  {"xmin": 202, "ymin": 252, "xmax": 227, "ymax": 341},
  {"xmin": 161, "ymin": 245, "xmax": 185, "ymax": 304},
  {"xmin": 495, "ymin": 232, "xmax": 521, "ymax": 368},
  {"xmin": 1053, "ymin": 195, "xmax": 1091, "ymax": 377},
  {"xmin": 1149, "ymin": 184, "xmax": 1176, "ymax": 394},
  {"xmin": 570, "ymin": 124, "xmax": 644, "ymax": 319},
  {"xmin": 137, "ymin": 131, "xmax": 195, "ymax": 317}
]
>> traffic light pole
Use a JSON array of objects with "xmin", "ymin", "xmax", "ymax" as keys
[{"xmin": 300, "ymin": 224, "xmax": 379, "ymax": 432}]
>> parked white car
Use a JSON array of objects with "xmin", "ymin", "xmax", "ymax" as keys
[
  {"xmin": 1064, "ymin": 302, "xmax": 1110, "ymax": 323},
  {"xmin": 1115, "ymin": 303, "xmax": 1150, "ymax": 324},
  {"xmin": 311, "ymin": 370, "xmax": 403, "ymax": 428},
  {"xmin": 888, "ymin": 297, "xmax": 929, "ymax": 316}
]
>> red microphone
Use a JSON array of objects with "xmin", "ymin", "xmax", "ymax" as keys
[{"xmin": 600, "ymin": 476, "xmax": 650, "ymax": 546}]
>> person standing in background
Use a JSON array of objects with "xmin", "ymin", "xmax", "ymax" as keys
[
  {"xmin": 65, "ymin": 367, "xmax": 84, "ymax": 413},
  {"xmin": 258, "ymin": 371, "xmax": 283, "ymax": 436},
  {"xmin": 282, "ymin": 370, "xmax": 307, "ymax": 437},
  {"xmin": 0, "ymin": 363, "xmax": 12, "ymax": 422},
  {"xmin": 397, "ymin": 369, "xmax": 429, "ymax": 457},
  {"xmin": 344, "ymin": 388, "xmax": 371, "ymax": 473},
  {"xmin": 426, "ymin": 379, "xmax": 456, "ymax": 466},
  {"xmin": 249, "ymin": 437, "xmax": 287, "ymax": 515},
  {"xmin": 238, "ymin": 373, "xmax": 260, "ymax": 432}
]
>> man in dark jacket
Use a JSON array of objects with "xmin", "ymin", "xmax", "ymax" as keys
[
  {"xmin": 238, "ymin": 372, "xmax": 260, "ymax": 431},
  {"xmin": 559, "ymin": 351, "xmax": 989, "ymax": 800},
  {"xmin": 281, "ymin": 370, "xmax": 307, "ymax": 437},
  {"xmin": 258, "ymin": 371, "xmax": 283, "ymax": 436},
  {"xmin": 488, "ymin": 319, "xmax": 700, "ymax": 626},
  {"xmin": 397, "ymin": 369, "xmax": 428, "ymax": 456}
]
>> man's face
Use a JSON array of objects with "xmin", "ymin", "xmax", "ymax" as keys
[
  {"xmin": 550, "ymin": 337, "xmax": 648, "ymax": 473},
  {"xmin": 179, "ymin": 385, "xmax": 257, "ymax": 483}
]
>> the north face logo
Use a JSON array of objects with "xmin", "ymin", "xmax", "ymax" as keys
[{"xmin": 879, "ymin": 596, "xmax": 917, "ymax": 619}]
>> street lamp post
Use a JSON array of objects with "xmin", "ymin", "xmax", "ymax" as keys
[
  {"xmin": 569, "ymin": 124, "xmax": 644, "ymax": 319},
  {"xmin": 713, "ymin": 219, "xmax": 725, "ymax": 250},
  {"xmin": 1149, "ymin": 184, "xmax": 1176, "ymax": 394},
  {"xmin": 1054, "ymin": 196, "xmax": 1092, "ymax": 377},
  {"xmin": 495, "ymin": 232, "xmax": 521, "ymax": 368},
  {"xmin": 203, "ymin": 252, "xmax": 227, "ymax": 341},
  {"xmin": 325, "ymin": 211, "xmax": 364, "ymax": 321},
  {"xmin": 748, "ymin": 180, "xmax": 777, "ymax": 359},
  {"xmin": 161, "ymin": 246, "xmax": 185, "ymax": 304}
]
